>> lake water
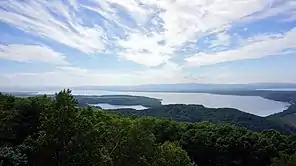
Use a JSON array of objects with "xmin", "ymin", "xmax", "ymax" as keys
[
  {"xmin": 36, "ymin": 90, "xmax": 290, "ymax": 117},
  {"xmin": 258, "ymin": 88, "xmax": 296, "ymax": 91},
  {"xmin": 91, "ymin": 103, "xmax": 148, "ymax": 110}
]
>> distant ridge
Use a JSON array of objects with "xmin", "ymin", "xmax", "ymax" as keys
[{"xmin": 111, "ymin": 104, "xmax": 296, "ymax": 134}]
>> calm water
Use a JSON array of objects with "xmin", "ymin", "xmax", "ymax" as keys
[
  {"xmin": 91, "ymin": 103, "xmax": 148, "ymax": 110},
  {"xmin": 37, "ymin": 90, "xmax": 290, "ymax": 117},
  {"xmin": 258, "ymin": 88, "xmax": 296, "ymax": 91}
]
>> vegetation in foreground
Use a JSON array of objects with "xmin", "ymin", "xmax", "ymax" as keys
[{"xmin": 1, "ymin": 90, "xmax": 296, "ymax": 166}]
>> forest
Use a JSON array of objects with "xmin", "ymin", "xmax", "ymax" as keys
[
  {"xmin": 114, "ymin": 104, "xmax": 296, "ymax": 133},
  {"xmin": 75, "ymin": 95, "xmax": 162, "ymax": 108},
  {"xmin": 4, "ymin": 92, "xmax": 162, "ymax": 108},
  {"xmin": 202, "ymin": 90, "xmax": 296, "ymax": 103},
  {"xmin": 1, "ymin": 89, "xmax": 296, "ymax": 166}
]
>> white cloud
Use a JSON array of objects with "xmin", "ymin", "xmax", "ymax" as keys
[
  {"xmin": 3, "ymin": 62, "xmax": 193, "ymax": 86},
  {"xmin": 112, "ymin": 0, "xmax": 272, "ymax": 66},
  {"xmin": 1, "ymin": 0, "xmax": 295, "ymax": 87},
  {"xmin": 131, "ymin": 62, "xmax": 191, "ymax": 84},
  {"xmin": 238, "ymin": 33, "xmax": 283, "ymax": 46},
  {"xmin": 3, "ymin": 60, "xmax": 296, "ymax": 87},
  {"xmin": 0, "ymin": 75, "xmax": 10, "ymax": 86},
  {"xmin": 245, "ymin": 0, "xmax": 296, "ymax": 21},
  {"xmin": 0, "ymin": 0, "xmax": 106, "ymax": 54},
  {"xmin": 281, "ymin": 11, "xmax": 296, "ymax": 22},
  {"xmin": 208, "ymin": 32, "xmax": 231, "ymax": 48},
  {"xmin": 117, "ymin": 33, "xmax": 173, "ymax": 66},
  {"xmin": 185, "ymin": 27, "xmax": 296, "ymax": 67},
  {"xmin": 0, "ymin": 44, "xmax": 69, "ymax": 65},
  {"xmin": 1, "ymin": 0, "xmax": 292, "ymax": 67},
  {"xmin": 122, "ymin": 53, "xmax": 170, "ymax": 67},
  {"xmin": 56, "ymin": 66, "xmax": 88, "ymax": 73}
]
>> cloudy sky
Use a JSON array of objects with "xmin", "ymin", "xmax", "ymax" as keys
[{"xmin": 0, "ymin": 0, "xmax": 296, "ymax": 87}]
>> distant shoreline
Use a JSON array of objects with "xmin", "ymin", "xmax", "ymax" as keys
[
  {"xmin": 81, "ymin": 89, "xmax": 296, "ymax": 104},
  {"xmin": 3, "ymin": 89, "xmax": 296, "ymax": 104},
  {"xmin": 2, "ymin": 89, "xmax": 294, "ymax": 117}
]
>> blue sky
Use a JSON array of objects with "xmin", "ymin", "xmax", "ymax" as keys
[{"xmin": 0, "ymin": 0, "xmax": 296, "ymax": 87}]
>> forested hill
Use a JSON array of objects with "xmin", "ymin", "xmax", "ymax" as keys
[
  {"xmin": 203, "ymin": 90, "xmax": 296, "ymax": 103},
  {"xmin": 2, "ymin": 92, "xmax": 162, "ymax": 108},
  {"xmin": 268, "ymin": 104, "xmax": 296, "ymax": 127},
  {"xmin": 2, "ymin": 90, "xmax": 296, "ymax": 166},
  {"xmin": 113, "ymin": 104, "xmax": 296, "ymax": 133}
]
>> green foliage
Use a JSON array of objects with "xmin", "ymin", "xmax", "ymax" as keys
[
  {"xmin": 205, "ymin": 90, "xmax": 296, "ymax": 103},
  {"xmin": 272, "ymin": 153, "xmax": 296, "ymax": 166},
  {"xmin": 0, "ymin": 146, "xmax": 27, "ymax": 166},
  {"xmin": 76, "ymin": 95, "xmax": 162, "ymax": 108},
  {"xmin": 116, "ymin": 104, "xmax": 296, "ymax": 133},
  {"xmin": 0, "ymin": 94, "xmax": 51, "ymax": 146},
  {"xmin": 269, "ymin": 104, "xmax": 296, "ymax": 118},
  {"xmin": 1, "ymin": 90, "xmax": 296, "ymax": 166},
  {"xmin": 268, "ymin": 104, "xmax": 296, "ymax": 127},
  {"xmin": 0, "ymin": 90, "xmax": 190, "ymax": 166},
  {"xmin": 156, "ymin": 142, "xmax": 191, "ymax": 166}
]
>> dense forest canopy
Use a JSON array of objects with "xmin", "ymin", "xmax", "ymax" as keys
[
  {"xmin": 114, "ymin": 104, "xmax": 296, "ymax": 133},
  {"xmin": 1, "ymin": 90, "xmax": 296, "ymax": 166},
  {"xmin": 267, "ymin": 105, "xmax": 296, "ymax": 127},
  {"xmin": 203, "ymin": 90, "xmax": 296, "ymax": 103},
  {"xmin": 3, "ymin": 92, "xmax": 162, "ymax": 108},
  {"xmin": 75, "ymin": 95, "xmax": 162, "ymax": 107}
]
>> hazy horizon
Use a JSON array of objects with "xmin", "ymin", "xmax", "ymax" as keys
[{"xmin": 2, "ymin": 82, "xmax": 296, "ymax": 92}]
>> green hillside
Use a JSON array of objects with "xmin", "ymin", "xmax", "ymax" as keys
[
  {"xmin": 75, "ymin": 95, "xmax": 162, "ymax": 107},
  {"xmin": 1, "ymin": 90, "xmax": 296, "ymax": 166},
  {"xmin": 268, "ymin": 104, "xmax": 296, "ymax": 127},
  {"xmin": 113, "ymin": 104, "xmax": 296, "ymax": 133}
]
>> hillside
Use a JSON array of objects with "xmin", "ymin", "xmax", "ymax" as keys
[
  {"xmin": 3, "ymin": 91, "xmax": 295, "ymax": 133},
  {"xmin": 1, "ymin": 90, "xmax": 296, "ymax": 166},
  {"xmin": 205, "ymin": 90, "xmax": 296, "ymax": 103},
  {"xmin": 0, "ymin": 92, "xmax": 162, "ymax": 108},
  {"xmin": 112, "ymin": 104, "xmax": 296, "ymax": 133},
  {"xmin": 268, "ymin": 104, "xmax": 296, "ymax": 127},
  {"xmin": 75, "ymin": 95, "xmax": 162, "ymax": 108}
]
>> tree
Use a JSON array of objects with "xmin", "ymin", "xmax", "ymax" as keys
[
  {"xmin": 33, "ymin": 89, "xmax": 103, "ymax": 165},
  {"xmin": 2, "ymin": 90, "xmax": 296, "ymax": 166},
  {"xmin": 155, "ymin": 142, "xmax": 191, "ymax": 166},
  {"xmin": 0, "ymin": 146, "xmax": 27, "ymax": 166},
  {"xmin": 272, "ymin": 153, "xmax": 296, "ymax": 166}
]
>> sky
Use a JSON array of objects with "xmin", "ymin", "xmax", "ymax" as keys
[{"xmin": 0, "ymin": 0, "xmax": 296, "ymax": 87}]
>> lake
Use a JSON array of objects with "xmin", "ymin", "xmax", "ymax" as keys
[
  {"xmin": 90, "ymin": 103, "xmax": 148, "ymax": 110},
  {"xmin": 36, "ymin": 90, "xmax": 290, "ymax": 117},
  {"xmin": 258, "ymin": 88, "xmax": 296, "ymax": 91}
]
